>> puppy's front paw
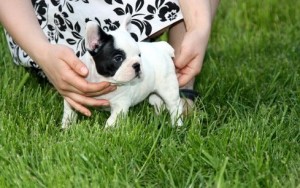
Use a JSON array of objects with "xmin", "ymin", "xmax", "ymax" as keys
[
  {"xmin": 175, "ymin": 118, "xmax": 183, "ymax": 127},
  {"xmin": 105, "ymin": 117, "xmax": 117, "ymax": 128},
  {"xmin": 61, "ymin": 116, "xmax": 74, "ymax": 129},
  {"xmin": 61, "ymin": 122, "xmax": 69, "ymax": 129},
  {"xmin": 61, "ymin": 111, "xmax": 77, "ymax": 129},
  {"xmin": 62, "ymin": 100, "xmax": 77, "ymax": 129}
]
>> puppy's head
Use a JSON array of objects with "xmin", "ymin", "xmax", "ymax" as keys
[{"xmin": 85, "ymin": 15, "xmax": 141, "ymax": 84}]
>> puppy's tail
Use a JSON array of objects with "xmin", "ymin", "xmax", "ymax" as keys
[{"xmin": 155, "ymin": 41, "xmax": 175, "ymax": 58}]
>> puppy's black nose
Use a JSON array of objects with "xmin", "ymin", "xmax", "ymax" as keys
[{"xmin": 132, "ymin": 63, "xmax": 140, "ymax": 73}]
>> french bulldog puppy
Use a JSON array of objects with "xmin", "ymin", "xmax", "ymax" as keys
[{"xmin": 62, "ymin": 15, "xmax": 183, "ymax": 129}]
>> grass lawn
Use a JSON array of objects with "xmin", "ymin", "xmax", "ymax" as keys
[{"xmin": 0, "ymin": 0, "xmax": 299, "ymax": 187}]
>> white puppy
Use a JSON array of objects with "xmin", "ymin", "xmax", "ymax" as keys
[{"xmin": 62, "ymin": 15, "xmax": 183, "ymax": 128}]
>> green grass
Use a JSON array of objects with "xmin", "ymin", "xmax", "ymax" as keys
[{"xmin": 0, "ymin": 0, "xmax": 299, "ymax": 187}]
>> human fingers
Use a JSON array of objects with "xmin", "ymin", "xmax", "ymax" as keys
[
  {"xmin": 83, "ymin": 83, "xmax": 117, "ymax": 97},
  {"xmin": 65, "ymin": 94, "xmax": 110, "ymax": 116},
  {"xmin": 174, "ymin": 46, "xmax": 194, "ymax": 69},
  {"xmin": 67, "ymin": 92, "xmax": 110, "ymax": 107},
  {"xmin": 62, "ymin": 82, "xmax": 113, "ymax": 117},
  {"xmin": 56, "ymin": 64, "xmax": 116, "ymax": 96},
  {"xmin": 177, "ymin": 57, "xmax": 201, "ymax": 87},
  {"xmin": 55, "ymin": 48, "xmax": 117, "ymax": 95},
  {"xmin": 65, "ymin": 97, "xmax": 92, "ymax": 117},
  {"xmin": 178, "ymin": 73, "xmax": 194, "ymax": 87},
  {"xmin": 69, "ymin": 80, "xmax": 117, "ymax": 97},
  {"xmin": 61, "ymin": 46, "xmax": 89, "ymax": 77},
  {"xmin": 63, "ymin": 75, "xmax": 116, "ymax": 96}
]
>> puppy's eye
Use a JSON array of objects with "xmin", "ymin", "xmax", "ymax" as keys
[{"xmin": 113, "ymin": 54, "xmax": 124, "ymax": 63}]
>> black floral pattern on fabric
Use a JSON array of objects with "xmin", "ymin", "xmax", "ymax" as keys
[
  {"xmin": 108, "ymin": 0, "xmax": 179, "ymax": 40},
  {"xmin": 111, "ymin": 0, "xmax": 154, "ymax": 41},
  {"xmin": 54, "ymin": 13, "xmax": 67, "ymax": 31},
  {"xmin": 158, "ymin": 2, "xmax": 180, "ymax": 21},
  {"xmin": 103, "ymin": 19, "xmax": 120, "ymax": 31},
  {"xmin": 32, "ymin": 0, "xmax": 48, "ymax": 25},
  {"xmin": 46, "ymin": 13, "xmax": 67, "ymax": 42},
  {"xmin": 48, "ymin": 1, "xmax": 88, "ymax": 56}
]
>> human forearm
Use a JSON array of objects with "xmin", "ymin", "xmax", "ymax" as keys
[
  {"xmin": 177, "ymin": 0, "xmax": 220, "ymax": 64},
  {"xmin": 179, "ymin": 0, "xmax": 219, "ymax": 31},
  {"xmin": 0, "ymin": 0, "xmax": 50, "ymax": 64}
]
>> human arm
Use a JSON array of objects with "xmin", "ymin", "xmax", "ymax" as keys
[
  {"xmin": 0, "ymin": 0, "xmax": 116, "ymax": 116},
  {"xmin": 171, "ymin": 0, "xmax": 220, "ymax": 87}
]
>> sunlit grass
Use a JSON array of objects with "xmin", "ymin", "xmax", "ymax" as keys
[{"xmin": 0, "ymin": 0, "xmax": 299, "ymax": 187}]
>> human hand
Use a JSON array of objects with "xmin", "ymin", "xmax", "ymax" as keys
[
  {"xmin": 174, "ymin": 29, "xmax": 207, "ymax": 87},
  {"xmin": 174, "ymin": 0, "xmax": 218, "ymax": 87},
  {"xmin": 37, "ymin": 44, "xmax": 116, "ymax": 116},
  {"xmin": 0, "ymin": 0, "xmax": 117, "ymax": 116}
]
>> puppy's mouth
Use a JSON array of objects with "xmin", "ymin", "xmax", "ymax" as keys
[
  {"xmin": 110, "ymin": 71, "xmax": 142, "ymax": 86},
  {"xmin": 135, "ymin": 71, "xmax": 141, "ymax": 79}
]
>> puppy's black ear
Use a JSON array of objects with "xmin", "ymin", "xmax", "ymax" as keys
[{"xmin": 85, "ymin": 21, "xmax": 108, "ymax": 55}]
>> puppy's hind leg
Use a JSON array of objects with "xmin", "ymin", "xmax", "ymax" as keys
[
  {"xmin": 156, "ymin": 85, "xmax": 183, "ymax": 127},
  {"xmin": 62, "ymin": 99, "xmax": 77, "ymax": 129}
]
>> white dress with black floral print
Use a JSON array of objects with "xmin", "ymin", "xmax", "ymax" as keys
[{"xmin": 5, "ymin": 0, "xmax": 183, "ymax": 76}]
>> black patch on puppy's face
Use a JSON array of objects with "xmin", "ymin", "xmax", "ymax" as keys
[{"xmin": 88, "ymin": 31, "xmax": 126, "ymax": 77}]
